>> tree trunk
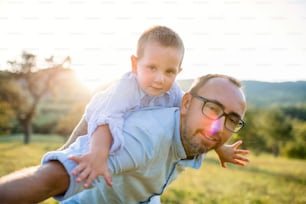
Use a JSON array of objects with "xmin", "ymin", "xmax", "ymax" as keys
[
  {"xmin": 272, "ymin": 144, "xmax": 279, "ymax": 157},
  {"xmin": 23, "ymin": 122, "xmax": 31, "ymax": 144}
]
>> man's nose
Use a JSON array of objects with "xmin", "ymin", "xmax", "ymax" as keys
[{"xmin": 208, "ymin": 117, "xmax": 225, "ymax": 136}]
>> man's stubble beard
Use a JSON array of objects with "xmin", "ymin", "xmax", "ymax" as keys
[{"xmin": 180, "ymin": 121, "xmax": 209, "ymax": 158}]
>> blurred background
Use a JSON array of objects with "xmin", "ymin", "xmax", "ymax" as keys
[{"xmin": 0, "ymin": 0, "xmax": 305, "ymax": 203}]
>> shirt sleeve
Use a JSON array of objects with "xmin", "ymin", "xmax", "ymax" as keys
[{"xmin": 84, "ymin": 72, "xmax": 140, "ymax": 153}]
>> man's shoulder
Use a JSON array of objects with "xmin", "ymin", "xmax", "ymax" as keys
[
  {"xmin": 124, "ymin": 107, "xmax": 179, "ymax": 138},
  {"xmin": 125, "ymin": 107, "xmax": 179, "ymax": 120}
]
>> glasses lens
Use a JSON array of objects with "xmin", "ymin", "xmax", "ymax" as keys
[
  {"xmin": 202, "ymin": 102, "xmax": 223, "ymax": 119},
  {"xmin": 225, "ymin": 115, "xmax": 244, "ymax": 132}
]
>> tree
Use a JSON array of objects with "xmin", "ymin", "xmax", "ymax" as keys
[
  {"xmin": 0, "ymin": 73, "xmax": 23, "ymax": 134},
  {"xmin": 260, "ymin": 108, "xmax": 293, "ymax": 157},
  {"xmin": 6, "ymin": 51, "xmax": 71, "ymax": 144},
  {"xmin": 236, "ymin": 107, "xmax": 267, "ymax": 155}
]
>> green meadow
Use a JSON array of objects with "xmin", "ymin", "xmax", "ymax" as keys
[{"xmin": 0, "ymin": 135, "xmax": 305, "ymax": 204}]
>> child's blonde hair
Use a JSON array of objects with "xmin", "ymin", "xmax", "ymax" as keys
[{"xmin": 136, "ymin": 25, "xmax": 185, "ymax": 64}]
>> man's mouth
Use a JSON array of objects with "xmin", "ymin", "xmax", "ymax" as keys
[{"xmin": 201, "ymin": 131, "xmax": 220, "ymax": 148}]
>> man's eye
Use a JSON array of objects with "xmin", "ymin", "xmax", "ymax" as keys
[
  {"xmin": 206, "ymin": 103, "xmax": 219, "ymax": 112},
  {"xmin": 228, "ymin": 116, "xmax": 240, "ymax": 125}
]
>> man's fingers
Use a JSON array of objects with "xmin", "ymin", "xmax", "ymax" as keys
[
  {"xmin": 233, "ymin": 140, "xmax": 243, "ymax": 148},
  {"xmin": 235, "ymin": 155, "xmax": 250, "ymax": 162},
  {"xmin": 234, "ymin": 160, "xmax": 246, "ymax": 166},
  {"xmin": 234, "ymin": 149, "xmax": 250, "ymax": 155}
]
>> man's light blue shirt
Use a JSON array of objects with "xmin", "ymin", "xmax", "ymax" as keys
[{"xmin": 43, "ymin": 107, "xmax": 203, "ymax": 203}]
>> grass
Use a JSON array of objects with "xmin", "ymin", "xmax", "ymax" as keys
[{"xmin": 0, "ymin": 134, "xmax": 305, "ymax": 204}]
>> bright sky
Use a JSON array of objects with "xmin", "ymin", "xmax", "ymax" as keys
[{"xmin": 1, "ymin": 0, "xmax": 306, "ymax": 90}]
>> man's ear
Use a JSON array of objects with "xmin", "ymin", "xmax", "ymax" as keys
[
  {"xmin": 131, "ymin": 55, "xmax": 137, "ymax": 73},
  {"xmin": 180, "ymin": 93, "xmax": 192, "ymax": 115}
]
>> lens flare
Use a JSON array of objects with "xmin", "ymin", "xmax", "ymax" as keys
[{"xmin": 208, "ymin": 120, "xmax": 221, "ymax": 136}]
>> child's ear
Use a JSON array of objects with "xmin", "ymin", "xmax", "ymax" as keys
[
  {"xmin": 177, "ymin": 67, "xmax": 183, "ymax": 74},
  {"xmin": 180, "ymin": 93, "xmax": 192, "ymax": 115},
  {"xmin": 131, "ymin": 55, "xmax": 138, "ymax": 73}
]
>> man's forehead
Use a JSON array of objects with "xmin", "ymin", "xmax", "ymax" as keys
[{"xmin": 197, "ymin": 77, "xmax": 246, "ymax": 115}]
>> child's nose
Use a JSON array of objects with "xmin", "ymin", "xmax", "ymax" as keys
[{"xmin": 154, "ymin": 72, "xmax": 165, "ymax": 83}]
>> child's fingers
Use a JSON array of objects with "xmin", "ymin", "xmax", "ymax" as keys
[
  {"xmin": 71, "ymin": 163, "xmax": 86, "ymax": 177},
  {"xmin": 69, "ymin": 155, "xmax": 81, "ymax": 163},
  {"xmin": 100, "ymin": 164, "xmax": 113, "ymax": 187},
  {"xmin": 77, "ymin": 167, "xmax": 91, "ymax": 183},
  {"xmin": 103, "ymin": 171, "xmax": 113, "ymax": 187},
  {"xmin": 84, "ymin": 173, "xmax": 97, "ymax": 188}
]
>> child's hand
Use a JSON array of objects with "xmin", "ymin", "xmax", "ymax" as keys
[
  {"xmin": 215, "ymin": 140, "xmax": 250, "ymax": 168},
  {"xmin": 69, "ymin": 153, "xmax": 112, "ymax": 188}
]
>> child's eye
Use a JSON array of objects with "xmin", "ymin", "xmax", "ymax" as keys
[
  {"xmin": 166, "ymin": 69, "xmax": 176, "ymax": 75},
  {"xmin": 148, "ymin": 66, "xmax": 157, "ymax": 71}
]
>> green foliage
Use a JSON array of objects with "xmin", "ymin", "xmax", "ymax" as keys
[
  {"xmin": 0, "ymin": 74, "xmax": 23, "ymax": 134},
  {"xmin": 3, "ymin": 51, "xmax": 75, "ymax": 144},
  {"xmin": 283, "ymin": 121, "xmax": 306, "ymax": 159},
  {"xmin": 261, "ymin": 108, "xmax": 293, "ymax": 144},
  {"xmin": 1, "ymin": 51, "xmax": 91, "ymax": 144},
  {"xmin": 54, "ymin": 102, "xmax": 88, "ymax": 137},
  {"xmin": 235, "ymin": 106, "xmax": 306, "ymax": 159},
  {"xmin": 284, "ymin": 142, "xmax": 306, "ymax": 159},
  {"xmin": 282, "ymin": 105, "xmax": 306, "ymax": 121},
  {"xmin": 0, "ymin": 101, "xmax": 15, "ymax": 134},
  {"xmin": 237, "ymin": 108, "xmax": 268, "ymax": 154}
]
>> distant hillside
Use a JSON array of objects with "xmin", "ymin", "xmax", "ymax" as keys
[
  {"xmin": 242, "ymin": 81, "xmax": 306, "ymax": 107},
  {"xmin": 177, "ymin": 79, "xmax": 306, "ymax": 107}
]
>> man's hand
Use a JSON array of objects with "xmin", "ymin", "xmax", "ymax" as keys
[{"xmin": 215, "ymin": 140, "xmax": 250, "ymax": 168}]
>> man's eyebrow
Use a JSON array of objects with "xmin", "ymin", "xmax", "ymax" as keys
[
  {"xmin": 209, "ymin": 98, "xmax": 242, "ymax": 118},
  {"xmin": 207, "ymin": 98, "xmax": 225, "ymax": 109},
  {"xmin": 228, "ymin": 112, "xmax": 242, "ymax": 119}
]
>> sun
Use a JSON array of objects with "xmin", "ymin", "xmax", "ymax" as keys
[{"xmin": 72, "ymin": 65, "xmax": 120, "ymax": 92}]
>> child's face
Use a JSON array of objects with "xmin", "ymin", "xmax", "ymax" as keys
[{"xmin": 131, "ymin": 42, "xmax": 183, "ymax": 96}]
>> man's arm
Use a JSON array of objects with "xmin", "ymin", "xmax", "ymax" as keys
[
  {"xmin": 58, "ymin": 116, "xmax": 88, "ymax": 150},
  {"xmin": 0, "ymin": 161, "xmax": 69, "ymax": 204}
]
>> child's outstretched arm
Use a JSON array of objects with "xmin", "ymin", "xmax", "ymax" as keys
[
  {"xmin": 69, "ymin": 125, "xmax": 113, "ymax": 188},
  {"xmin": 215, "ymin": 140, "xmax": 250, "ymax": 168}
]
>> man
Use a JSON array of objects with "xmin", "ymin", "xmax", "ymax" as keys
[{"xmin": 0, "ymin": 74, "xmax": 248, "ymax": 203}]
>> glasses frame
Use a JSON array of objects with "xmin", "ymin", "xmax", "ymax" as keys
[{"xmin": 191, "ymin": 94, "xmax": 245, "ymax": 133}]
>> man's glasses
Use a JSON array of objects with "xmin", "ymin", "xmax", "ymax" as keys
[{"xmin": 191, "ymin": 94, "xmax": 245, "ymax": 133}]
